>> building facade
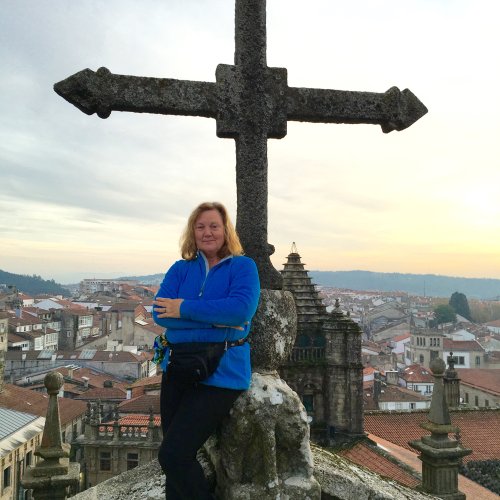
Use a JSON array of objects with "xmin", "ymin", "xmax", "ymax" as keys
[
  {"xmin": 278, "ymin": 245, "xmax": 364, "ymax": 445},
  {"xmin": 79, "ymin": 404, "xmax": 161, "ymax": 488},
  {"xmin": 0, "ymin": 408, "xmax": 44, "ymax": 500}
]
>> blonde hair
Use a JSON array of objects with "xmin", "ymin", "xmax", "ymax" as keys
[{"xmin": 180, "ymin": 202, "xmax": 244, "ymax": 260}]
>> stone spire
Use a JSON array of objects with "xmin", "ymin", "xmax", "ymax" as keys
[
  {"xmin": 281, "ymin": 242, "xmax": 327, "ymax": 329},
  {"xmin": 22, "ymin": 371, "xmax": 80, "ymax": 499},
  {"xmin": 409, "ymin": 358, "xmax": 471, "ymax": 499}
]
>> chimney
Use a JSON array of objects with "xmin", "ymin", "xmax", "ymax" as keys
[
  {"xmin": 82, "ymin": 376, "xmax": 89, "ymax": 389},
  {"xmin": 0, "ymin": 351, "xmax": 4, "ymax": 393},
  {"xmin": 68, "ymin": 368, "xmax": 73, "ymax": 380},
  {"xmin": 373, "ymin": 372, "xmax": 381, "ymax": 406}
]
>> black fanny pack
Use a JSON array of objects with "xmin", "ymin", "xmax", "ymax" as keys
[{"xmin": 168, "ymin": 338, "xmax": 247, "ymax": 383}]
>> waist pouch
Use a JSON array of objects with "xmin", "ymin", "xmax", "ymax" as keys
[{"xmin": 168, "ymin": 338, "xmax": 246, "ymax": 383}]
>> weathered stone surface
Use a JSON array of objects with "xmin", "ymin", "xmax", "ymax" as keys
[
  {"xmin": 313, "ymin": 446, "xmax": 435, "ymax": 500},
  {"xmin": 249, "ymin": 289, "xmax": 297, "ymax": 371},
  {"xmin": 205, "ymin": 372, "xmax": 320, "ymax": 499},
  {"xmin": 72, "ymin": 447, "xmax": 436, "ymax": 500}
]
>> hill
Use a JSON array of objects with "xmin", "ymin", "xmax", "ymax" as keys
[
  {"xmin": 308, "ymin": 270, "xmax": 500, "ymax": 300},
  {"xmin": 120, "ymin": 270, "xmax": 500, "ymax": 300},
  {"xmin": 0, "ymin": 270, "xmax": 70, "ymax": 297}
]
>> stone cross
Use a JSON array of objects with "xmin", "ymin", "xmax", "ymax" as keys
[{"xmin": 54, "ymin": 0, "xmax": 427, "ymax": 290}]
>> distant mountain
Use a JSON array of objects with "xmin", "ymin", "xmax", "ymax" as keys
[
  {"xmin": 119, "ymin": 270, "xmax": 500, "ymax": 300},
  {"xmin": 0, "ymin": 270, "xmax": 70, "ymax": 297},
  {"xmin": 309, "ymin": 270, "xmax": 500, "ymax": 300}
]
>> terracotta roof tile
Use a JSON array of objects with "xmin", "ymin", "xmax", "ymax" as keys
[
  {"xmin": 443, "ymin": 339, "xmax": 485, "ymax": 352},
  {"xmin": 364, "ymin": 408, "xmax": 500, "ymax": 463},
  {"xmin": 119, "ymin": 415, "xmax": 161, "ymax": 427},
  {"xmin": 118, "ymin": 394, "xmax": 160, "ymax": 415},
  {"xmin": 128, "ymin": 374, "xmax": 162, "ymax": 389},
  {"xmin": 0, "ymin": 383, "xmax": 87, "ymax": 425},
  {"xmin": 401, "ymin": 364, "xmax": 433, "ymax": 383},
  {"xmin": 56, "ymin": 366, "xmax": 128, "ymax": 390},
  {"xmin": 456, "ymin": 369, "xmax": 500, "ymax": 396},
  {"xmin": 98, "ymin": 414, "xmax": 161, "ymax": 434},
  {"xmin": 392, "ymin": 333, "xmax": 411, "ymax": 342},
  {"xmin": 74, "ymin": 386, "xmax": 127, "ymax": 401},
  {"xmin": 338, "ymin": 441, "xmax": 420, "ymax": 488}
]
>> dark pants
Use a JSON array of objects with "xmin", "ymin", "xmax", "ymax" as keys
[{"xmin": 158, "ymin": 372, "xmax": 242, "ymax": 499}]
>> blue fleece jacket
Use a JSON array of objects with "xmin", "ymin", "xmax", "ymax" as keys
[{"xmin": 152, "ymin": 252, "xmax": 260, "ymax": 389}]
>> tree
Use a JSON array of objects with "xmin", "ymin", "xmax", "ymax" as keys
[
  {"xmin": 432, "ymin": 304, "xmax": 457, "ymax": 327},
  {"xmin": 449, "ymin": 291, "xmax": 472, "ymax": 321}
]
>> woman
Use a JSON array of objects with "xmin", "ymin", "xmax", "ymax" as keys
[{"xmin": 153, "ymin": 201, "xmax": 260, "ymax": 499}]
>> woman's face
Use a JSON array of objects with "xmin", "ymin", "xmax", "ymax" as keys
[{"xmin": 194, "ymin": 209, "xmax": 225, "ymax": 258}]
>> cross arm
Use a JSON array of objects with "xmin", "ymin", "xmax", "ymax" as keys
[
  {"xmin": 286, "ymin": 86, "xmax": 427, "ymax": 133},
  {"xmin": 54, "ymin": 67, "xmax": 218, "ymax": 119}
]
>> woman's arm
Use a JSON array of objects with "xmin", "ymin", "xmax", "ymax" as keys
[
  {"xmin": 180, "ymin": 257, "xmax": 260, "ymax": 326},
  {"xmin": 152, "ymin": 261, "xmax": 213, "ymax": 329}
]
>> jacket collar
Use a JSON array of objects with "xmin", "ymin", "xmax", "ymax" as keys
[{"xmin": 197, "ymin": 251, "xmax": 233, "ymax": 272}]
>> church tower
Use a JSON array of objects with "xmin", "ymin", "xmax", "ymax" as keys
[{"xmin": 279, "ymin": 244, "xmax": 364, "ymax": 445}]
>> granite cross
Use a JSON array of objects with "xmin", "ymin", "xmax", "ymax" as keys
[{"xmin": 54, "ymin": 0, "xmax": 427, "ymax": 290}]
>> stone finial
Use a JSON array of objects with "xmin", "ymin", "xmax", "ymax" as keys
[
  {"xmin": 38, "ymin": 372, "xmax": 67, "ymax": 464},
  {"xmin": 409, "ymin": 358, "xmax": 471, "ymax": 500},
  {"xmin": 113, "ymin": 403, "xmax": 120, "ymax": 421},
  {"xmin": 22, "ymin": 371, "xmax": 80, "ymax": 500},
  {"xmin": 427, "ymin": 357, "xmax": 450, "ymax": 425},
  {"xmin": 447, "ymin": 351, "xmax": 455, "ymax": 371}
]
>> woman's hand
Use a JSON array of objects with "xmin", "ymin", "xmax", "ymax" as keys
[{"xmin": 153, "ymin": 298, "xmax": 184, "ymax": 318}]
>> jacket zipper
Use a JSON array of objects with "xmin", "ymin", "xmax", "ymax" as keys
[
  {"xmin": 199, "ymin": 254, "xmax": 210, "ymax": 296},
  {"xmin": 198, "ymin": 252, "xmax": 232, "ymax": 296}
]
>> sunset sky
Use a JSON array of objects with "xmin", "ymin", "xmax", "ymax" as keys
[{"xmin": 1, "ymin": 0, "xmax": 499, "ymax": 284}]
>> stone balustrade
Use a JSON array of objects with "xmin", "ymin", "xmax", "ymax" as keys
[{"xmin": 289, "ymin": 346, "xmax": 325, "ymax": 362}]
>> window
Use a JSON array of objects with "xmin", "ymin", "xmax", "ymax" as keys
[
  {"xmin": 302, "ymin": 395, "xmax": 314, "ymax": 414},
  {"xmin": 312, "ymin": 335, "xmax": 326, "ymax": 347},
  {"xmin": 419, "ymin": 355, "xmax": 424, "ymax": 364},
  {"xmin": 453, "ymin": 356, "xmax": 465, "ymax": 365},
  {"xmin": 26, "ymin": 452, "xmax": 32, "ymax": 467},
  {"xmin": 465, "ymin": 393, "xmax": 469, "ymax": 404},
  {"xmin": 99, "ymin": 452, "xmax": 111, "ymax": 471},
  {"xmin": 475, "ymin": 356, "xmax": 481, "ymax": 366},
  {"xmin": 296, "ymin": 335, "xmax": 311, "ymax": 348},
  {"xmin": 410, "ymin": 403, "xmax": 416, "ymax": 410},
  {"xmin": 3, "ymin": 466, "xmax": 11, "ymax": 488},
  {"xmin": 485, "ymin": 399, "xmax": 489, "ymax": 407},
  {"xmin": 127, "ymin": 453, "xmax": 139, "ymax": 471},
  {"xmin": 474, "ymin": 396, "xmax": 479, "ymax": 406}
]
